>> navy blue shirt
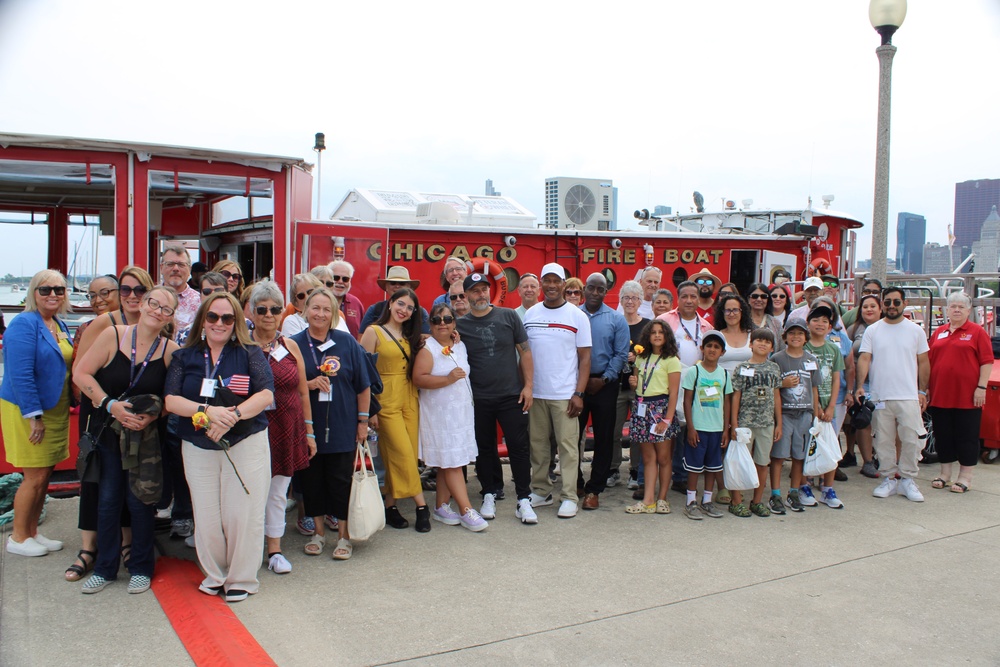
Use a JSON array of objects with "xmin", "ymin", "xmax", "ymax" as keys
[
  {"xmin": 165, "ymin": 343, "xmax": 274, "ymax": 450},
  {"xmin": 579, "ymin": 303, "xmax": 629, "ymax": 382},
  {"xmin": 291, "ymin": 329, "xmax": 371, "ymax": 454}
]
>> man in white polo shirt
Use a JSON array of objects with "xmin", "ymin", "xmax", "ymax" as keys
[{"xmin": 523, "ymin": 262, "xmax": 592, "ymax": 519}]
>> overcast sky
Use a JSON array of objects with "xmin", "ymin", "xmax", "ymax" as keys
[{"xmin": 1, "ymin": 0, "xmax": 998, "ymax": 275}]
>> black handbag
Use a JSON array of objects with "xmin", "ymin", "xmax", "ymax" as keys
[
  {"xmin": 76, "ymin": 415, "xmax": 111, "ymax": 484},
  {"xmin": 209, "ymin": 385, "xmax": 255, "ymax": 439}
]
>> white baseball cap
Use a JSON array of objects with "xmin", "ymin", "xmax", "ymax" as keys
[
  {"xmin": 541, "ymin": 262, "xmax": 566, "ymax": 279},
  {"xmin": 803, "ymin": 276, "xmax": 824, "ymax": 291}
]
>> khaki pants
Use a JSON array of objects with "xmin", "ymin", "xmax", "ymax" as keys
[
  {"xmin": 530, "ymin": 399, "xmax": 580, "ymax": 503},
  {"xmin": 872, "ymin": 400, "xmax": 926, "ymax": 479},
  {"xmin": 183, "ymin": 430, "xmax": 271, "ymax": 595}
]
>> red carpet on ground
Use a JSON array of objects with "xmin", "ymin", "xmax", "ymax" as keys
[{"xmin": 152, "ymin": 557, "xmax": 276, "ymax": 667}]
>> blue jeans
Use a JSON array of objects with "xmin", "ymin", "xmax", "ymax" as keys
[{"xmin": 94, "ymin": 434, "xmax": 156, "ymax": 579}]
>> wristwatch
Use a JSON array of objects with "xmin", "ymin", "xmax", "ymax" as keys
[
  {"xmin": 573, "ymin": 392, "xmax": 585, "ymax": 398},
  {"xmin": 32, "ymin": 415, "xmax": 42, "ymax": 421}
]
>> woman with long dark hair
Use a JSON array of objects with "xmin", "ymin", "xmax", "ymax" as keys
[
  {"xmin": 846, "ymin": 294, "xmax": 883, "ymax": 478},
  {"xmin": 746, "ymin": 282, "xmax": 784, "ymax": 352},
  {"xmin": 714, "ymin": 294, "xmax": 754, "ymax": 373},
  {"xmin": 359, "ymin": 287, "xmax": 430, "ymax": 532},
  {"xmin": 768, "ymin": 283, "xmax": 793, "ymax": 329}
]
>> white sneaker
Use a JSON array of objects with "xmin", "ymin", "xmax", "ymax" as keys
[
  {"xmin": 32, "ymin": 533, "xmax": 63, "ymax": 552},
  {"xmin": 557, "ymin": 500, "xmax": 578, "ymax": 518},
  {"xmin": 185, "ymin": 533, "xmax": 196, "ymax": 548},
  {"xmin": 898, "ymin": 478, "xmax": 925, "ymax": 502},
  {"xmin": 155, "ymin": 506, "xmax": 172, "ymax": 520},
  {"xmin": 873, "ymin": 477, "xmax": 898, "ymax": 498},
  {"xmin": 479, "ymin": 493, "xmax": 497, "ymax": 520},
  {"xmin": 268, "ymin": 553, "xmax": 292, "ymax": 574},
  {"xmin": 6, "ymin": 536, "xmax": 48, "ymax": 557},
  {"xmin": 529, "ymin": 492, "xmax": 553, "ymax": 507},
  {"xmin": 606, "ymin": 471, "xmax": 620, "ymax": 488},
  {"xmin": 516, "ymin": 498, "xmax": 538, "ymax": 524}
]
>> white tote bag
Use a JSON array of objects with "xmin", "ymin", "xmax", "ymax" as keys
[
  {"xmin": 348, "ymin": 439, "xmax": 385, "ymax": 541},
  {"xmin": 803, "ymin": 418, "xmax": 841, "ymax": 477}
]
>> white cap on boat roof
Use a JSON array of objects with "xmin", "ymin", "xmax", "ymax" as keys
[{"xmin": 540, "ymin": 262, "xmax": 566, "ymax": 279}]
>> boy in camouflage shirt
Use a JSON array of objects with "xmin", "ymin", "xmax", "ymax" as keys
[{"xmin": 729, "ymin": 328, "xmax": 782, "ymax": 517}]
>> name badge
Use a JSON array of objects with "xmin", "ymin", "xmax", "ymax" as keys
[
  {"xmin": 704, "ymin": 386, "xmax": 719, "ymax": 397},
  {"xmin": 200, "ymin": 379, "xmax": 217, "ymax": 398},
  {"xmin": 740, "ymin": 367, "xmax": 755, "ymax": 377},
  {"xmin": 318, "ymin": 340, "xmax": 335, "ymax": 352},
  {"xmin": 319, "ymin": 390, "xmax": 332, "ymax": 402},
  {"xmin": 636, "ymin": 402, "xmax": 647, "ymax": 417},
  {"xmin": 270, "ymin": 345, "xmax": 289, "ymax": 362},
  {"xmin": 804, "ymin": 361, "xmax": 818, "ymax": 371},
  {"xmin": 938, "ymin": 331, "xmax": 949, "ymax": 339},
  {"xmin": 874, "ymin": 401, "xmax": 886, "ymax": 410}
]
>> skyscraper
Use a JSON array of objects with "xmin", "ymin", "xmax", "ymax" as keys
[
  {"xmin": 895, "ymin": 212, "xmax": 925, "ymax": 273},
  {"xmin": 954, "ymin": 179, "xmax": 1000, "ymax": 250}
]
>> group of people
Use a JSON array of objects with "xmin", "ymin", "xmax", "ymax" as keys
[{"xmin": 1, "ymin": 250, "xmax": 993, "ymax": 602}]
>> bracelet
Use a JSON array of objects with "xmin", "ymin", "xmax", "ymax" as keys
[
  {"xmin": 234, "ymin": 407, "xmax": 243, "ymax": 419},
  {"xmin": 107, "ymin": 399, "xmax": 118, "ymax": 412},
  {"xmin": 97, "ymin": 396, "xmax": 110, "ymax": 411},
  {"xmin": 304, "ymin": 419, "xmax": 314, "ymax": 425},
  {"xmin": 978, "ymin": 385, "xmax": 988, "ymax": 390},
  {"xmin": 918, "ymin": 390, "xmax": 927, "ymax": 396},
  {"xmin": 358, "ymin": 412, "xmax": 370, "ymax": 417},
  {"xmin": 305, "ymin": 433, "xmax": 316, "ymax": 439}
]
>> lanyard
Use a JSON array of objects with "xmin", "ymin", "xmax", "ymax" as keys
[
  {"xmin": 679, "ymin": 320, "xmax": 700, "ymax": 346},
  {"xmin": 638, "ymin": 353, "xmax": 663, "ymax": 397},
  {"xmin": 306, "ymin": 332, "xmax": 333, "ymax": 371},
  {"xmin": 251, "ymin": 331, "xmax": 282, "ymax": 357},
  {"xmin": 127, "ymin": 326, "xmax": 160, "ymax": 390},
  {"xmin": 204, "ymin": 346, "xmax": 226, "ymax": 380}
]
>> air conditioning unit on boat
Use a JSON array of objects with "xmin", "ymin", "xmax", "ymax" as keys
[
  {"xmin": 415, "ymin": 201, "xmax": 460, "ymax": 224},
  {"xmin": 544, "ymin": 177, "xmax": 613, "ymax": 230}
]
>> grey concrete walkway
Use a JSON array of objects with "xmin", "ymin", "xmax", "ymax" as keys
[{"xmin": 3, "ymin": 460, "xmax": 1000, "ymax": 666}]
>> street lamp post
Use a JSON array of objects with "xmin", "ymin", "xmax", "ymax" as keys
[
  {"xmin": 314, "ymin": 132, "xmax": 326, "ymax": 220},
  {"xmin": 868, "ymin": 0, "xmax": 906, "ymax": 282}
]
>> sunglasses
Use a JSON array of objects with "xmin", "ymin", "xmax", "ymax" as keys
[
  {"xmin": 883, "ymin": 298, "xmax": 903, "ymax": 307},
  {"xmin": 449, "ymin": 294, "xmax": 467, "ymax": 301},
  {"xmin": 201, "ymin": 287, "xmax": 226, "ymax": 296},
  {"xmin": 862, "ymin": 288, "xmax": 881, "ymax": 296},
  {"xmin": 145, "ymin": 297, "xmax": 175, "ymax": 317},
  {"xmin": 88, "ymin": 287, "xmax": 118, "ymax": 300},
  {"xmin": 295, "ymin": 289, "xmax": 315, "ymax": 301},
  {"xmin": 220, "ymin": 270, "xmax": 241, "ymax": 282},
  {"xmin": 749, "ymin": 293, "xmax": 769, "ymax": 300},
  {"xmin": 695, "ymin": 279, "xmax": 714, "ymax": 286},
  {"xmin": 823, "ymin": 281, "xmax": 839, "ymax": 288},
  {"xmin": 565, "ymin": 289, "xmax": 583, "ymax": 296},
  {"xmin": 255, "ymin": 306, "xmax": 283, "ymax": 316},
  {"xmin": 770, "ymin": 292, "xmax": 786, "ymax": 299},
  {"xmin": 205, "ymin": 312, "xmax": 236, "ymax": 325},
  {"xmin": 119, "ymin": 285, "xmax": 149, "ymax": 298},
  {"xmin": 520, "ymin": 273, "xmax": 539, "ymax": 281},
  {"xmin": 332, "ymin": 275, "xmax": 350, "ymax": 282},
  {"xmin": 323, "ymin": 281, "xmax": 336, "ymax": 288},
  {"xmin": 36, "ymin": 285, "xmax": 67, "ymax": 296},
  {"xmin": 430, "ymin": 315, "xmax": 456, "ymax": 325}
]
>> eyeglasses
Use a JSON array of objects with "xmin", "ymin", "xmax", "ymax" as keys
[
  {"xmin": 862, "ymin": 288, "xmax": 881, "ymax": 296},
  {"xmin": 332, "ymin": 275, "xmax": 350, "ymax": 282},
  {"xmin": 724, "ymin": 308, "xmax": 742, "ymax": 316},
  {"xmin": 201, "ymin": 286, "xmax": 226, "ymax": 296},
  {"xmin": 36, "ymin": 285, "xmax": 67, "ymax": 296},
  {"xmin": 205, "ymin": 312, "xmax": 236, "ymax": 325},
  {"xmin": 584, "ymin": 285, "xmax": 607, "ymax": 294},
  {"xmin": 119, "ymin": 285, "xmax": 149, "ymax": 298},
  {"xmin": 295, "ymin": 289, "xmax": 315, "ymax": 301},
  {"xmin": 162, "ymin": 261, "xmax": 189, "ymax": 270},
  {"xmin": 429, "ymin": 315, "xmax": 456, "ymax": 325},
  {"xmin": 88, "ymin": 288, "xmax": 118, "ymax": 301},
  {"xmin": 823, "ymin": 281, "xmax": 839, "ymax": 288},
  {"xmin": 255, "ymin": 306, "xmax": 283, "ymax": 316},
  {"xmin": 449, "ymin": 294, "xmax": 467, "ymax": 301},
  {"xmin": 620, "ymin": 295, "xmax": 641, "ymax": 302},
  {"xmin": 883, "ymin": 298, "xmax": 903, "ymax": 307},
  {"xmin": 749, "ymin": 293, "xmax": 768, "ymax": 300},
  {"xmin": 520, "ymin": 273, "xmax": 538, "ymax": 281},
  {"xmin": 695, "ymin": 279, "xmax": 713, "ymax": 286},
  {"xmin": 145, "ymin": 297, "xmax": 175, "ymax": 317},
  {"xmin": 770, "ymin": 292, "xmax": 786, "ymax": 299},
  {"xmin": 220, "ymin": 270, "xmax": 241, "ymax": 282},
  {"xmin": 565, "ymin": 289, "xmax": 582, "ymax": 296},
  {"xmin": 394, "ymin": 303, "xmax": 415, "ymax": 313}
]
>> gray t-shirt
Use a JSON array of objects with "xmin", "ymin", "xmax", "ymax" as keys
[
  {"xmin": 772, "ymin": 349, "xmax": 822, "ymax": 413},
  {"xmin": 456, "ymin": 306, "xmax": 528, "ymax": 399}
]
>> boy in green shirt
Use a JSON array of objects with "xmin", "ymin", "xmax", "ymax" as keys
[{"xmin": 803, "ymin": 303, "xmax": 845, "ymax": 509}]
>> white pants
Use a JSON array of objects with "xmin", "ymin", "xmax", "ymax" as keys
[
  {"xmin": 182, "ymin": 430, "xmax": 271, "ymax": 594},
  {"xmin": 265, "ymin": 475, "xmax": 291, "ymax": 539},
  {"xmin": 872, "ymin": 400, "xmax": 925, "ymax": 479}
]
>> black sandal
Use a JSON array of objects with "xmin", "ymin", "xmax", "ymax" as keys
[
  {"xmin": 121, "ymin": 544, "xmax": 132, "ymax": 569},
  {"xmin": 65, "ymin": 549, "xmax": 96, "ymax": 582}
]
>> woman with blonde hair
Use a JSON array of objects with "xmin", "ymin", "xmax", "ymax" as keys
[
  {"xmin": 212, "ymin": 259, "xmax": 246, "ymax": 299},
  {"xmin": 564, "ymin": 277, "xmax": 584, "ymax": 307},
  {"xmin": 1, "ymin": 270, "xmax": 73, "ymax": 557}
]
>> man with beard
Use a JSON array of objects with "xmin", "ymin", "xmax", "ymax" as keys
[
  {"xmin": 617, "ymin": 267, "xmax": 662, "ymax": 320},
  {"xmin": 689, "ymin": 269, "xmax": 720, "ymax": 325},
  {"xmin": 577, "ymin": 273, "xmax": 629, "ymax": 510},
  {"xmin": 447, "ymin": 281, "xmax": 470, "ymax": 317},
  {"xmin": 329, "ymin": 260, "xmax": 364, "ymax": 338},
  {"xmin": 856, "ymin": 287, "xmax": 930, "ymax": 503},
  {"xmin": 524, "ymin": 263, "xmax": 592, "ymax": 519},
  {"xmin": 455, "ymin": 273, "xmax": 536, "ymax": 523},
  {"xmin": 515, "ymin": 273, "xmax": 540, "ymax": 320}
]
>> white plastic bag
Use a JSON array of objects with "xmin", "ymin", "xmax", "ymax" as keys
[
  {"xmin": 723, "ymin": 437, "xmax": 759, "ymax": 490},
  {"xmin": 803, "ymin": 418, "xmax": 841, "ymax": 477}
]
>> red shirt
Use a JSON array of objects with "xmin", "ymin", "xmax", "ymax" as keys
[
  {"xmin": 697, "ymin": 306, "xmax": 715, "ymax": 326},
  {"xmin": 340, "ymin": 292, "xmax": 364, "ymax": 340},
  {"xmin": 928, "ymin": 320, "xmax": 994, "ymax": 409}
]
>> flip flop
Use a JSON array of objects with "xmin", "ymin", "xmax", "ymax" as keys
[
  {"xmin": 950, "ymin": 482, "xmax": 969, "ymax": 494},
  {"xmin": 931, "ymin": 478, "xmax": 950, "ymax": 489},
  {"xmin": 304, "ymin": 533, "xmax": 325, "ymax": 556},
  {"xmin": 332, "ymin": 538, "xmax": 353, "ymax": 561}
]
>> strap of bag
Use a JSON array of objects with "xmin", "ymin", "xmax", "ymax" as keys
[
  {"xmin": 354, "ymin": 439, "xmax": 375, "ymax": 476},
  {"xmin": 378, "ymin": 325, "xmax": 411, "ymax": 364}
]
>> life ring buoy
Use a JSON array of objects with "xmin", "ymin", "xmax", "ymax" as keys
[
  {"xmin": 810, "ymin": 257, "xmax": 833, "ymax": 275},
  {"xmin": 465, "ymin": 257, "xmax": 508, "ymax": 306}
]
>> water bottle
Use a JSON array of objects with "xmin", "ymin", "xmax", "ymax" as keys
[{"xmin": 367, "ymin": 428, "xmax": 379, "ymax": 458}]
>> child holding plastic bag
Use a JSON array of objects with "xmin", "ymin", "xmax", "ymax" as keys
[
  {"xmin": 625, "ymin": 321, "xmax": 683, "ymax": 515},
  {"xmin": 729, "ymin": 328, "xmax": 783, "ymax": 517},
  {"xmin": 803, "ymin": 303, "xmax": 846, "ymax": 509}
]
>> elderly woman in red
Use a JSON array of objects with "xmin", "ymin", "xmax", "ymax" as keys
[{"xmin": 928, "ymin": 291, "xmax": 994, "ymax": 494}]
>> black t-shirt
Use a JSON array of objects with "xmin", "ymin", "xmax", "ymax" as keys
[
  {"xmin": 456, "ymin": 306, "xmax": 528, "ymax": 400},
  {"xmin": 622, "ymin": 318, "xmax": 651, "ymax": 387}
]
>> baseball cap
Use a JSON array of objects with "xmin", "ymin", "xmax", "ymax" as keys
[
  {"xmin": 783, "ymin": 316, "xmax": 809, "ymax": 335},
  {"xmin": 463, "ymin": 273, "xmax": 488, "ymax": 291},
  {"xmin": 807, "ymin": 303, "xmax": 835, "ymax": 322},
  {"xmin": 821, "ymin": 274, "xmax": 839, "ymax": 286},
  {"xmin": 702, "ymin": 330, "xmax": 727, "ymax": 349},
  {"xmin": 540, "ymin": 262, "xmax": 566, "ymax": 279},
  {"xmin": 803, "ymin": 276, "xmax": 824, "ymax": 291}
]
